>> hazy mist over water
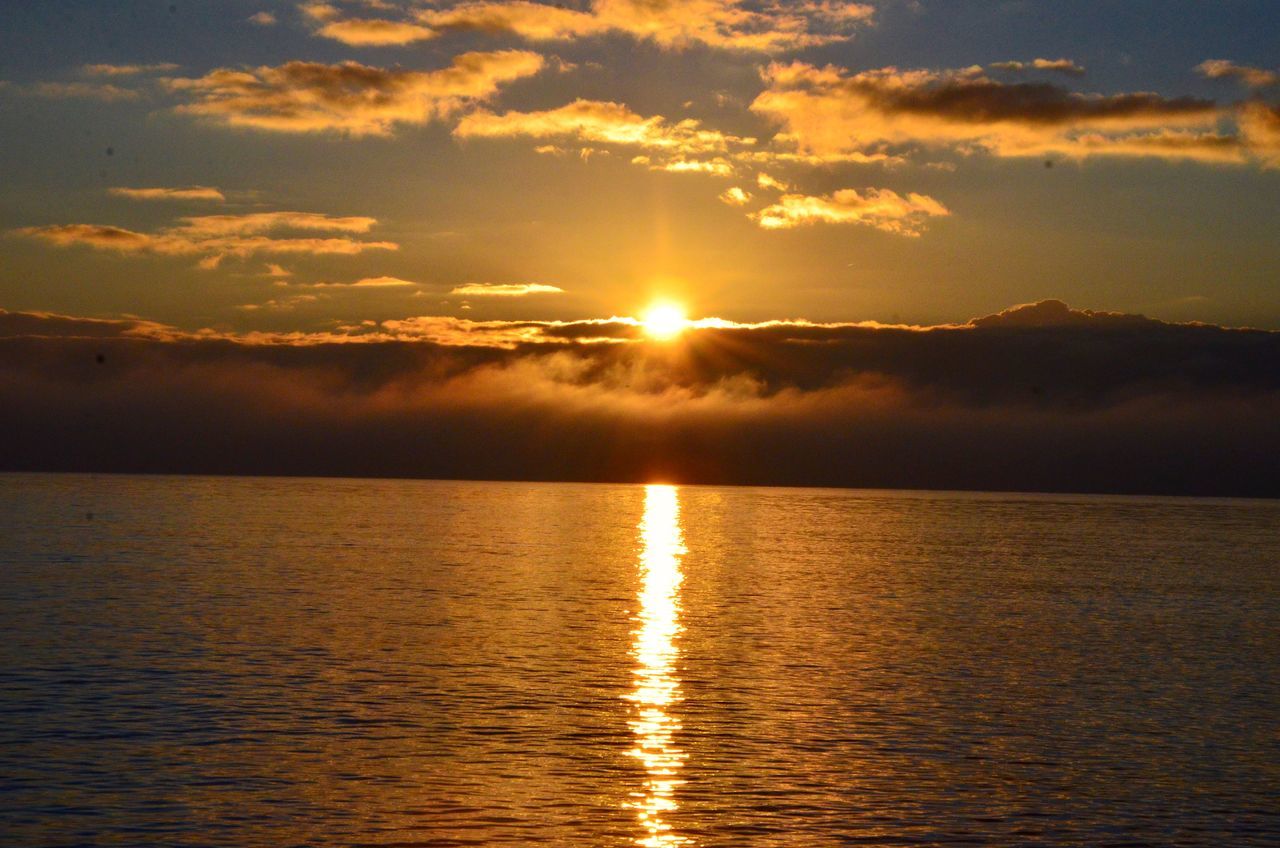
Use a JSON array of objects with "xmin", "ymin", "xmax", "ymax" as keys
[{"xmin": 1, "ymin": 474, "xmax": 1277, "ymax": 846}]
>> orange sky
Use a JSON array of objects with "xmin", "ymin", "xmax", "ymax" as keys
[{"xmin": 0, "ymin": 0, "xmax": 1277, "ymax": 332}]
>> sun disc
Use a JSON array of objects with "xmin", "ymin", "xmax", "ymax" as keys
[{"xmin": 642, "ymin": 304, "xmax": 688, "ymax": 340}]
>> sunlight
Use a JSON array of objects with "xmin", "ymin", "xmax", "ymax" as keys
[
  {"xmin": 641, "ymin": 303, "xmax": 689, "ymax": 341},
  {"xmin": 625, "ymin": 483, "xmax": 692, "ymax": 846}
]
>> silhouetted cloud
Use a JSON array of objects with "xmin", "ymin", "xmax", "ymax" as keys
[{"xmin": 1, "ymin": 301, "xmax": 1276, "ymax": 496}]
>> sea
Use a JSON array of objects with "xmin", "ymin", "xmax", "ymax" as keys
[{"xmin": 1, "ymin": 473, "xmax": 1277, "ymax": 846}]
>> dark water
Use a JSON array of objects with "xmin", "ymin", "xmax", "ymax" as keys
[{"xmin": 1, "ymin": 473, "xmax": 1277, "ymax": 846}]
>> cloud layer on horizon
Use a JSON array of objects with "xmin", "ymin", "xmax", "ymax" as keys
[{"xmin": 2, "ymin": 300, "xmax": 1276, "ymax": 496}]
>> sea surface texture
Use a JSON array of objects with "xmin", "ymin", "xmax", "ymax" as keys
[{"xmin": 1, "ymin": 473, "xmax": 1277, "ymax": 846}]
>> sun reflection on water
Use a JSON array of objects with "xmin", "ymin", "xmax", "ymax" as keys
[{"xmin": 626, "ymin": 484, "xmax": 692, "ymax": 847}]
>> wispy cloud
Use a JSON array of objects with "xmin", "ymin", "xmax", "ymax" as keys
[
  {"xmin": 13, "ymin": 211, "xmax": 397, "ymax": 265},
  {"xmin": 108, "ymin": 186, "xmax": 226, "ymax": 202},
  {"xmin": 82, "ymin": 62, "xmax": 180, "ymax": 77},
  {"xmin": 450, "ymin": 283, "xmax": 565, "ymax": 296},
  {"xmin": 25, "ymin": 82, "xmax": 141, "ymax": 101},
  {"xmin": 316, "ymin": 18, "xmax": 436, "ymax": 45},
  {"xmin": 751, "ymin": 62, "xmax": 1263, "ymax": 165},
  {"xmin": 312, "ymin": 276, "xmax": 421, "ymax": 288},
  {"xmin": 455, "ymin": 98, "xmax": 753, "ymax": 153},
  {"xmin": 752, "ymin": 188, "xmax": 950, "ymax": 235},
  {"xmin": 305, "ymin": 0, "xmax": 876, "ymax": 53},
  {"xmin": 989, "ymin": 58, "xmax": 1086, "ymax": 77},
  {"xmin": 165, "ymin": 52, "xmax": 545, "ymax": 135},
  {"xmin": 1195, "ymin": 59, "xmax": 1278, "ymax": 89}
]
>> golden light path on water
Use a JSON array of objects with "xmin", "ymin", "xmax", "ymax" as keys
[{"xmin": 626, "ymin": 484, "xmax": 692, "ymax": 847}]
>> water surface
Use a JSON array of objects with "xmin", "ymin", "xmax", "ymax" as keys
[{"xmin": 1, "ymin": 473, "xmax": 1277, "ymax": 845}]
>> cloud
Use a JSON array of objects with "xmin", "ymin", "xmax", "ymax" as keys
[
  {"xmin": 83, "ymin": 62, "xmax": 181, "ymax": 77},
  {"xmin": 1238, "ymin": 101, "xmax": 1280, "ymax": 167},
  {"xmin": 750, "ymin": 62, "xmax": 1260, "ymax": 165},
  {"xmin": 12, "ymin": 211, "xmax": 397, "ymax": 264},
  {"xmin": 165, "ymin": 51, "xmax": 545, "ymax": 135},
  {"xmin": 264, "ymin": 263, "xmax": 293, "ymax": 278},
  {"xmin": 316, "ymin": 18, "xmax": 436, "ymax": 45},
  {"xmin": 456, "ymin": 95, "xmax": 916, "ymax": 178},
  {"xmin": 299, "ymin": 2, "xmax": 342, "ymax": 22},
  {"xmin": 168, "ymin": 211, "xmax": 378, "ymax": 236},
  {"xmin": 312, "ymin": 276, "xmax": 420, "ymax": 288},
  {"xmin": 638, "ymin": 156, "xmax": 735, "ymax": 176},
  {"xmin": 455, "ymin": 98, "xmax": 752, "ymax": 153},
  {"xmin": 410, "ymin": 0, "xmax": 874, "ymax": 52},
  {"xmin": 108, "ymin": 186, "xmax": 226, "ymax": 202},
  {"xmin": 751, "ymin": 188, "xmax": 949, "ymax": 235},
  {"xmin": 756, "ymin": 171, "xmax": 789, "ymax": 190},
  {"xmin": 1, "ymin": 301, "xmax": 1277, "ymax": 496},
  {"xmin": 237, "ymin": 294, "xmax": 322, "ymax": 311},
  {"xmin": 1195, "ymin": 60, "xmax": 1278, "ymax": 89},
  {"xmin": 248, "ymin": 11, "xmax": 278, "ymax": 25},
  {"xmin": 449, "ymin": 283, "xmax": 565, "ymax": 296},
  {"xmin": 303, "ymin": 0, "xmax": 873, "ymax": 52},
  {"xmin": 25, "ymin": 82, "xmax": 141, "ymax": 101},
  {"xmin": 990, "ymin": 58, "xmax": 1085, "ymax": 77},
  {"xmin": 719, "ymin": 186, "xmax": 752, "ymax": 205}
]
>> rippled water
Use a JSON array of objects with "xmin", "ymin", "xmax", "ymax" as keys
[{"xmin": 1, "ymin": 473, "xmax": 1278, "ymax": 846}]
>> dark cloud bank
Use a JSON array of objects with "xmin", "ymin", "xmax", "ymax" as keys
[{"xmin": 2, "ymin": 301, "xmax": 1278, "ymax": 497}]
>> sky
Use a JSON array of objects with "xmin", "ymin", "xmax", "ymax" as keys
[
  {"xmin": 1, "ymin": 0, "xmax": 1278, "ymax": 329},
  {"xmin": 0, "ymin": 0, "xmax": 1278, "ymax": 493}
]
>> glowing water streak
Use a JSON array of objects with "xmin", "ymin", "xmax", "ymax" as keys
[{"xmin": 625, "ymin": 484, "xmax": 692, "ymax": 847}]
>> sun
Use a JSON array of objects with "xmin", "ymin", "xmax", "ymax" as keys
[{"xmin": 641, "ymin": 303, "xmax": 688, "ymax": 340}]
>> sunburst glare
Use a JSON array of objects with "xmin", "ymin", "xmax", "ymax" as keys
[{"xmin": 641, "ymin": 303, "xmax": 689, "ymax": 341}]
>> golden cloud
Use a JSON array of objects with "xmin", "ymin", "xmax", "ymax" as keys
[
  {"xmin": 13, "ymin": 211, "xmax": 397, "ymax": 263},
  {"xmin": 1195, "ymin": 60, "xmax": 1278, "ymax": 89},
  {"xmin": 450, "ymin": 283, "xmax": 565, "ymax": 296},
  {"xmin": 311, "ymin": 276, "xmax": 420, "ymax": 288},
  {"xmin": 455, "ymin": 98, "xmax": 752, "ymax": 153},
  {"xmin": 108, "ymin": 186, "xmax": 226, "ymax": 202},
  {"xmin": 27, "ymin": 82, "xmax": 140, "ymax": 101},
  {"xmin": 750, "ymin": 62, "xmax": 1254, "ymax": 165},
  {"xmin": 165, "ymin": 52, "xmax": 545, "ymax": 135},
  {"xmin": 989, "ymin": 58, "xmax": 1085, "ymax": 77},
  {"xmin": 411, "ymin": 0, "xmax": 874, "ymax": 52},
  {"xmin": 82, "ymin": 62, "xmax": 180, "ymax": 77},
  {"xmin": 316, "ymin": 18, "xmax": 436, "ymax": 45},
  {"xmin": 751, "ymin": 188, "xmax": 950, "ymax": 236},
  {"xmin": 1238, "ymin": 101, "xmax": 1280, "ymax": 167}
]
